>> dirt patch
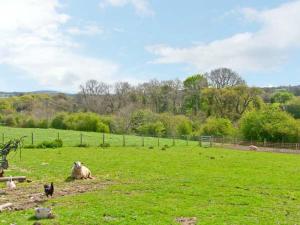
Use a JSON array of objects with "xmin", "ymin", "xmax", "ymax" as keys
[
  {"xmin": 0, "ymin": 179, "xmax": 114, "ymax": 212},
  {"xmin": 176, "ymin": 217, "xmax": 197, "ymax": 225}
]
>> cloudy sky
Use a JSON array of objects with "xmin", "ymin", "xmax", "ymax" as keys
[{"xmin": 0, "ymin": 0, "xmax": 300, "ymax": 92}]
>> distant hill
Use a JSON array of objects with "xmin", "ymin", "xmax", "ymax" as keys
[
  {"xmin": 0, "ymin": 90, "xmax": 73, "ymax": 98},
  {"xmin": 262, "ymin": 85, "xmax": 300, "ymax": 96}
]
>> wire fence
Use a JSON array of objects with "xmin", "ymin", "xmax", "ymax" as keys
[
  {"xmin": 212, "ymin": 137, "xmax": 300, "ymax": 151},
  {"xmin": 1, "ymin": 126, "xmax": 300, "ymax": 151},
  {"xmin": 0, "ymin": 128, "xmax": 199, "ymax": 148}
]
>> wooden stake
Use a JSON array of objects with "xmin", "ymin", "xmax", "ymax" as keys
[
  {"xmin": 0, "ymin": 203, "xmax": 13, "ymax": 212},
  {"xmin": 0, "ymin": 176, "xmax": 26, "ymax": 183}
]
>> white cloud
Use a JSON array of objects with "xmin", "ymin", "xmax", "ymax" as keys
[
  {"xmin": 147, "ymin": 1, "xmax": 300, "ymax": 73},
  {"xmin": 67, "ymin": 24, "xmax": 104, "ymax": 36},
  {"xmin": 0, "ymin": 0, "xmax": 120, "ymax": 92},
  {"xmin": 99, "ymin": 0, "xmax": 154, "ymax": 16}
]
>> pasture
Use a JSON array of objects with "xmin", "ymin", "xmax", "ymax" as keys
[{"xmin": 0, "ymin": 129, "xmax": 299, "ymax": 224}]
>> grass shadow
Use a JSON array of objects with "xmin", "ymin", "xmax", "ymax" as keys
[{"xmin": 65, "ymin": 176, "xmax": 75, "ymax": 182}]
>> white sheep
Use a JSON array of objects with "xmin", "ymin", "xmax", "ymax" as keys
[
  {"xmin": 71, "ymin": 161, "xmax": 93, "ymax": 179},
  {"xmin": 249, "ymin": 145, "xmax": 259, "ymax": 151}
]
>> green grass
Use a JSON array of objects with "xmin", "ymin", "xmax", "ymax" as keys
[
  {"xmin": 0, "ymin": 126, "xmax": 198, "ymax": 147},
  {"xmin": 0, "ymin": 144, "xmax": 300, "ymax": 224}
]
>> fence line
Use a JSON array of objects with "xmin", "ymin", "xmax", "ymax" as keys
[
  {"xmin": 212, "ymin": 137, "xmax": 300, "ymax": 151},
  {"xmin": 1, "ymin": 128, "xmax": 300, "ymax": 151},
  {"xmin": 0, "ymin": 131, "xmax": 200, "ymax": 148}
]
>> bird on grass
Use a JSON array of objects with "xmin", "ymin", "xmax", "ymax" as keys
[
  {"xmin": 44, "ymin": 182, "xmax": 54, "ymax": 197},
  {"xmin": 6, "ymin": 176, "xmax": 16, "ymax": 190}
]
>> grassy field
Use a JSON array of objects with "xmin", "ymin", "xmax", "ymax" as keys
[
  {"xmin": 0, "ymin": 126, "xmax": 198, "ymax": 148},
  {"xmin": 0, "ymin": 143, "xmax": 300, "ymax": 224}
]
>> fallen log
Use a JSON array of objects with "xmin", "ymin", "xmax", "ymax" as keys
[
  {"xmin": 0, "ymin": 203, "xmax": 13, "ymax": 212},
  {"xmin": 0, "ymin": 176, "xmax": 26, "ymax": 183}
]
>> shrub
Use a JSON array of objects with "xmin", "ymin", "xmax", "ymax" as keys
[
  {"xmin": 240, "ymin": 106, "xmax": 300, "ymax": 142},
  {"xmin": 137, "ymin": 121, "xmax": 165, "ymax": 136},
  {"xmin": 202, "ymin": 117, "xmax": 235, "ymax": 137},
  {"xmin": 21, "ymin": 118, "xmax": 36, "ymax": 128},
  {"xmin": 76, "ymin": 143, "xmax": 89, "ymax": 148},
  {"xmin": 23, "ymin": 144, "xmax": 36, "ymax": 149},
  {"xmin": 176, "ymin": 115, "xmax": 193, "ymax": 136},
  {"xmin": 64, "ymin": 112, "xmax": 110, "ymax": 133},
  {"xmin": 100, "ymin": 143, "xmax": 110, "ymax": 148},
  {"xmin": 3, "ymin": 115, "xmax": 16, "ymax": 127},
  {"xmin": 36, "ymin": 119, "xmax": 49, "ymax": 128},
  {"xmin": 51, "ymin": 113, "xmax": 67, "ymax": 129},
  {"xmin": 36, "ymin": 139, "xmax": 63, "ymax": 149}
]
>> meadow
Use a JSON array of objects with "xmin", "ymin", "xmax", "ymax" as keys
[
  {"xmin": 0, "ymin": 131, "xmax": 299, "ymax": 224},
  {"xmin": 0, "ymin": 126, "xmax": 198, "ymax": 148}
]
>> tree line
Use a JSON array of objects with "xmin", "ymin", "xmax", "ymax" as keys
[{"xmin": 0, "ymin": 68, "xmax": 300, "ymax": 142}]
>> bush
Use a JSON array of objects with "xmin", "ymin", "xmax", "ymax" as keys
[
  {"xmin": 176, "ymin": 115, "xmax": 193, "ymax": 136},
  {"xmin": 137, "ymin": 121, "xmax": 165, "ymax": 136},
  {"xmin": 240, "ymin": 106, "xmax": 300, "ymax": 142},
  {"xmin": 21, "ymin": 118, "xmax": 36, "ymax": 128},
  {"xmin": 202, "ymin": 117, "xmax": 235, "ymax": 137},
  {"xmin": 51, "ymin": 113, "xmax": 67, "ymax": 129},
  {"xmin": 36, "ymin": 119, "xmax": 49, "ymax": 128},
  {"xmin": 76, "ymin": 143, "xmax": 89, "ymax": 148},
  {"xmin": 100, "ymin": 143, "xmax": 110, "ymax": 148},
  {"xmin": 64, "ymin": 112, "xmax": 110, "ymax": 133},
  {"xmin": 23, "ymin": 144, "xmax": 36, "ymax": 149},
  {"xmin": 3, "ymin": 115, "xmax": 16, "ymax": 127},
  {"xmin": 36, "ymin": 139, "xmax": 63, "ymax": 149}
]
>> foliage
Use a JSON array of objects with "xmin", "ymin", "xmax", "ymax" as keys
[
  {"xmin": 271, "ymin": 90, "xmax": 295, "ymax": 104},
  {"xmin": 202, "ymin": 117, "xmax": 235, "ymax": 137},
  {"xmin": 240, "ymin": 106, "xmax": 300, "ymax": 142},
  {"xmin": 51, "ymin": 113, "xmax": 67, "ymax": 129},
  {"xmin": 183, "ymin": 74, "xmax": 208, "ymax": 114},
  {"xmin": 202, "ymin": 85, "xmax": 262, "ymax": 120},
  {"xmin": 285, "ymin": 97, "xmax": 300, "ymax": 119},
  {"xmin": 137, "ymin": 121, "xmax": 165, "ymax": 136},
  {"xmin": 36, "ymin": 139, "xmax": 63, "ymax": 149}
]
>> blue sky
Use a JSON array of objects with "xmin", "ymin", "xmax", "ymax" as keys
[{"xmin": 0, "ymin": 0, "xmax": 299, "ymax": 92}]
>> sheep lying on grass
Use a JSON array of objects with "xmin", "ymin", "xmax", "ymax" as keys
[
  {"xmin": 249, "ymin": 145, "xmax": 258, "ymax": 151},
  {"xmin": 71, "ymin": 161, "xmax": 93, "ymax": 179}
]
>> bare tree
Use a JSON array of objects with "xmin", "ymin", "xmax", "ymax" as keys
[
  {"xmin": 114, "ymin": 82, "xmax": 132, "ymax": 110},
  {"xmin": 79, "ymin": 80, "xmax": 113, "ymax": 114},
  {"xmin": 206, "ymin": 68, "xmax": 246, "ymax": 88}
]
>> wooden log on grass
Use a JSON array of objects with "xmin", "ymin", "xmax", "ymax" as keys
[
  {"xmin": 0, "ymin": 176, "xmax": 26, "ymax": 183},
  {"xmin": 0, "ymin": 203, "xmax": 13, "ymax": 212}
]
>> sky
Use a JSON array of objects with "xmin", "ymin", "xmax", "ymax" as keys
[{"xmin": 0, "ymin": 0, "xmax": 300, "ymax": 93}]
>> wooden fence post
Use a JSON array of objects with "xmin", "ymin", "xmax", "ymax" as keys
[
  {"xmin": 2, "ymin": 133, "xmax": 4, "ymax": 144},
  {"xmin": 142, "ymin": 135, "xmax": 144, "ymax": 147},
  {"xmin": 186, "ymin": 135, "xmax": 189, "ymax": 146},
  {"xmin": 31, "ymin": 132, "xmax": 34, "ymax": 145},
  {"xmin": 173, "ymin": 136, "xmax": 175, "ymax": 146},
  {"xmin": 123, "ymin": 135, "xmax": 125, "ymax": 147},
  {"xmin": 80, "ymin": 133, "xmax": 83, "ymax": 145},
  {"xmin": 102, "ymin": 133, "xmax": 105, "ymax": 145},
  {"xmin": 57, "ymin": 132, "xmax": 60, "ymax": 140},
  {"xmin": 157, "ymin": 136, "xmax": 160, "ymax": 147}
]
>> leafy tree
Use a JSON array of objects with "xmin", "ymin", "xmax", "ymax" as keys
[
  {"xmin": 285, "ymin": 97, "xmax": 300, "ymax": 119},
  {"xmin": 202, "ymin": 85, "xmax": 262, "ymax": 120},
  {"xmin": 183, "ymin": 74, "xmax": 208, "ymax": 115},
  {"xmin": 271, "ymin": 90, "xmax": 294, "ymax": 104}
]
